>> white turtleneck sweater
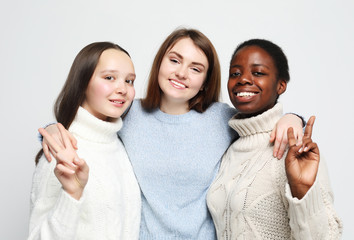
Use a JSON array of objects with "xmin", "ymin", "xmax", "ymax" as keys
[
  {"xmin": 207, "ymin": 103, "xmax": 342, "ymax": 240},
  {"xmin": 28, "ymin": 107, "xmax": 141, "ymax": 240}
]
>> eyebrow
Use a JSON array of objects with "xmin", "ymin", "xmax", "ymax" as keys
[
  {"xmin": 230, "ymin": 63, "xmax": 270, "ymax": 69},
  {"xmin": 100, "ymin": 70, "xmax": 136, "ymax": 78},
  {"xmin": 168, "ymin": 51, "xmax": 206, "ymax": 68}
]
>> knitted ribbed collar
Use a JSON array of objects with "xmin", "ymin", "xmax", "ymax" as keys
[
  {"xmin": 69, "ymin": 107, "xmax": 122, "ymax": 143},
  {"xmin": 153, "ymin": 107, "xmax": 199, "ymax": 124},
  {"xmin": 229, "ymin": 103, "xmax": 283, "ymax": 139}
]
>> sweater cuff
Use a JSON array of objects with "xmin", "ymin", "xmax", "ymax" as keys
[
  {"xmin": 51, "ymin": 189, "xmax": 85, "ymax": 229},
  {"xmin": 285, "ymin": 180, "xmax": 325, "ymax": 232}
]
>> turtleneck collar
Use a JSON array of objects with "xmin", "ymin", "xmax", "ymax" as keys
[
  {"xmin": 69, "ymin": 107, "xmax": 122, "ymax": 144},
  {"xmin": 228, "ymin": 103, "xmax": 283, "ymax": 148}
]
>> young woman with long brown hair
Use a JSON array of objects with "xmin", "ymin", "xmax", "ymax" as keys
[{"xmin": 29, "ymin": 42, "xmax": 141, "ymax": 239}]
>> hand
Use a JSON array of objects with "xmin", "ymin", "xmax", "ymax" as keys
[
  {"xmin": 41, "ymin": 123, "xmax": 78, "ymax": 162},
  {"xmin": 270, "ymin": 113, "xmax": 304, "ymax": 159},
  {"xmin": 285, "ymin": 116, "xmax": 319, "ymax": 199},
  {"xmin": 39, "ymin": 124, "xmax": 89, "ymax": 200}
]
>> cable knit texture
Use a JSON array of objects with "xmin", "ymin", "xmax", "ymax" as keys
[
  {"xmin": 118, "ymin": 99, "xmax": 238, "ymax": 240},
  {"xmin": 207, "ymin": 103, "xmax": 342, "ymax": 240},
  {"xmin": 29, "ymin": 107, "xmax": 141, "ymax": 240}
]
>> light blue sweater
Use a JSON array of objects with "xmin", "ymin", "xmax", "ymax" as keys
[{"xmin": 118, "ymin": 100, "xmax": 238, "ymax": 240}]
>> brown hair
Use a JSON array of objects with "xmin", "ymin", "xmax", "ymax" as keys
[
  {"xmin": 141, "ymin": 28, "xmax": 221, "ymax": 113},
  {"xmin": 35, "ymin": 42, "xmax": 130, "ymax": 164}
]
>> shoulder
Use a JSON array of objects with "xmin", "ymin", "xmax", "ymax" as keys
[
  {"xmin": 205, "ymin": 102, "xmax": 237, "ymax": 120},
  {"xmin": 123, "ymin": 99, "xmax": 152, "ymax": 120}
]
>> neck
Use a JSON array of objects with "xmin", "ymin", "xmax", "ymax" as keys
[
  {"xmin": 160, "ymin": 96, "xmax": 189, "ymax": 115},
  {"xmin": 236, "ymin": 102, "xmax": 277, "ymax": 119}
]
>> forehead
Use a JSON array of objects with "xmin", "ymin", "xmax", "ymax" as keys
[
  {"xmin": 96, "ymin": 49, "xmax": 134, "ymax": 71},
  {"xmin": 167, "ymin": 38, "xmax": 208, "ymax": 64},
  {"xmin": 233, "ymin": 45, "xmax": 275, "ymax": 67}
]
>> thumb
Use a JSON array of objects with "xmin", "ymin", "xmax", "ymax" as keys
[{"xmin": 74, "ymin": 157, "xmax": 89, "ymax": 173}]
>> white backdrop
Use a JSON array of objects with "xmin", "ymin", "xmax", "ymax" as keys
[{"xmin": 1, "ymin": 0, "xmax": 353, "ymax": 239}]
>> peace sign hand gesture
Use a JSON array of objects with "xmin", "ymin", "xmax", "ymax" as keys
[
  {"xmin": 285, "ymin": 116, "xmax": 320, "ymax": 199},
  {"xmin": 38, "ymin": 123, "xmax": 89, "ymax": 200}
]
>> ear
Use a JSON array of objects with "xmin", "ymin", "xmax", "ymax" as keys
[{"xmin": 277, "ymin": 79, "xmax": 287, "ymax": 95}]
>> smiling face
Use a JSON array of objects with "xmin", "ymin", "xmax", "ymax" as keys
[
  {"xmin": 82, "ymin": 49, "xmax": 136, "ymax": 121},
  {"xmin": 228, "ymin": 45, "xmax": 286, "ymax": 118},
  {"xmin": 158, "ymin": 37, "xmax": 209, "ymax": 113}
]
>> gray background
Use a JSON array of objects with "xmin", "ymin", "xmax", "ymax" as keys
[{"xmin": 1, "ymin": 0, "xmax": 353, "ymax": 239}]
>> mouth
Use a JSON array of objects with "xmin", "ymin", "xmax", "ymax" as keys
[
  {"xmin": 236, "ymin": 92, "xmax": 257, "ymax": 97},
  {"xmin": 170, "ymin": 79, "xmax": 187, "ymax": 89},
  {"xmin": 109, "ymin": 100, "xmax": 125, "ymax": 105}
]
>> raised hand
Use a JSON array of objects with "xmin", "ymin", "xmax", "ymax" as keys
[
  {"xmin": 285, "ymin": 116, "xmax": 319, "ymax": 199},
  {"xmin": 38, "ymin": 123, "xmax": 89, "ymax": 200}
]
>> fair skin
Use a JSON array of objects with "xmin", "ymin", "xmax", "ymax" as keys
[
  {"xmin": 40, "ymin": 49, "xmax": 136, "ymax": 200},
  {"xmin": 42, "ymin": 38, "xmax": 303, "ymax": 163},
  {"xmin": 228, "ymin": 45, "xmax": 319, "ymax": 199},
  {"xmin": 158, "ymin": 37, "xmax": 208, "ymax": 115}
]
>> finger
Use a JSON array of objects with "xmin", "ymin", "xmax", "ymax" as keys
[
  {"xmin": 42, "ymin": 141, "xmax": 52, "ymax": 162},
  {"xmin": 277, "ymin": 130, "xmax": 288, "ymax": 159},
  {"xmin": 307, "ymin": 142, "xmax": 320, "ymax": 155},
  {"xmin": 303, "ymin": 141, "xmax": 315, "ymax": 152},
  {"xmin": 56, "ymin": 152, "xmax": 78, "ymax": 169},
  {"xmin": 287, "ymin": 127, "xmax": 297, "ymax": 146},
  {"xmin": 296, "ymin": 130, "xmax": 304, "ymax": 146},
  {"xmin": 270, "ymin": 128, "xmax": 276, "ymax": 143},
  {"xmin": 273, "ymin": 137, "xmax": 280, "ymax": 158},
  {"xmin": 55, "ymin": 163, "xmax": 76, "ymax": 175},
  {"xmin": 304, "ymin": 116, "xmax": 316, "ymax": 139},
  {"xmin": 39, "ymin": 128, "xmax": 63, "ymax": 153},
  {"xmin": 298, "ymin": 137, "xmax": 312, "ymax": 153},
  {"xmin": 74, "ymin": 157, "xmax": 89, "ymax": 173},
  {"xmin": 57, "ymin": 123, "xmax": 73, "ymax": 149},
  {"xmin": 69, "ymin": 132, "xmax": 78, "ymax": 150}
]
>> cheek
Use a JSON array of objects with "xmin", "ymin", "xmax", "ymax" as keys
[
  {"xmin": 191, "ymin": 73, "xmax": 206, "ymax": 89},
  {"xmin": 227, "ymin": 79, "xmax": 235, "ymax": 93},
  {"xmin": 159, "ymin": 59, "xmax": 170, "ymax": 77},
  {"xmin": 127, "ymin": 87, "xmax": 135, "ymax": 100},
  {"xmin": 88, "ymin": 82, "xmax": 112, "ymax": 101}
]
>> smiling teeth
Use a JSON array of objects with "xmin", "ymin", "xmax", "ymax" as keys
[
  {"xmin": 171, "ymin": 80, "xmax": 186, "ymax": 88},
  {"xmin": 237, "ymin": 92, "xmax": 256, "ymax": 97},
  {"xmin": 112, "ymin": 100, "xmax": 124, "ymax": 104}
]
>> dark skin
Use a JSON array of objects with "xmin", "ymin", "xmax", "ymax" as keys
[
  {"xmin": 286, "ymin": 116, "xmax": 319, "ymax": 199},
  {"xmin": 229, "ymin": 45, "xmax": 319, "ymax": 199}
]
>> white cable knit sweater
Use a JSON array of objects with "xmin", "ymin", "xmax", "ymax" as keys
[
  {"xmin": 207, "ymin": 103, "xmax": 342, "ymax": 240},
  {"xmin": 28, "ymin": 107, "xmax": 141, "ymax": 240}
]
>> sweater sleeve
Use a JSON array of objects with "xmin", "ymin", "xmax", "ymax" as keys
[
  {"xmin": 285, "ymin": 157, "xmax": 343, "ymax": 240},
  {"xmin": 28, "ymin": 156, "xmax": 85, "ymax": 240}
]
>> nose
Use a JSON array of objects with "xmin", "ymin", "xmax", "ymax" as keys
[
  {"xmin": 115, "ymin": 79, "xmax": 127, "ymax": 95},
  {"xmin": 175, "ymin": 64, "xmax": 188, "ymax": 80},
  {"xmin": 238, "ymin": 73, "xmax": 253, "ymax": 85}
]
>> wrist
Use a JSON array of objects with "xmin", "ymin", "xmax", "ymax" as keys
[
  {"xmin": 67, "ymin": 188, "xmax": 84, "ymax": 201},
  {"xmin": 289, "ymin": 183, "xmax": 311, "ymax": 199}
]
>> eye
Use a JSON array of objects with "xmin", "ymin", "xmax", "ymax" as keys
[
  {"xmin": 229, "ymin": 72, "xmax": 241, "ymax": 78},
  {"xmin": 253, "ymin": 72, "xmax": 265, "ymax": 76},
  {"xmin": 170, "ymin": 58, "xmax": 179, "ymax": 64},
  {"xmin": 125, "ymin": 79, "xmax": 134, "ymax": 85},
  {"xmin": 105, "ymin": 76, "xmax": 114, "ymax": 80},
  {"xmin": 191, "ymin": 67, "xmax": 201, "ymax": 73}
]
